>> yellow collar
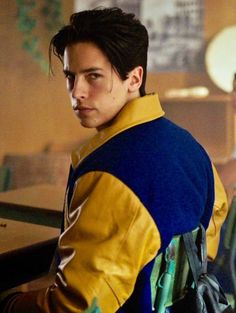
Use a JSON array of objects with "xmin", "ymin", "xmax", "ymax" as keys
[{"xmin": 71, "ymin": 94, "xmax": 164, "ymax": 168}]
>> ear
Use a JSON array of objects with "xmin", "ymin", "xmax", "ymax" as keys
[{"xmin": 128, "ymin": 66, "xmax": 143, "ymax": 93}]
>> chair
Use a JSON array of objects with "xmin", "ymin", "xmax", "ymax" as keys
[
  {"xmin": 2, "ymin": 153, "xmax": 70, "ymax": 190},
  {"xmin": 0, "ymin": 165, "xmax": 11, "ymax": 191}
]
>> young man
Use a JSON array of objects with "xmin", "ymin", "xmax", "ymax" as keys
[{"xmin": 0, "ymin": 7, "xmax": 228, "ymax": 313}]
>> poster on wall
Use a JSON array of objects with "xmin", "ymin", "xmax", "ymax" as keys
[{"xmin": 74, "ymin": 0, "xmax": 204, "ymax": 72}]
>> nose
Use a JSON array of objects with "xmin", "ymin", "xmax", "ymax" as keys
[{"xmin": 71, "ymin": 76, "xmax": 88, "ymax": 101}]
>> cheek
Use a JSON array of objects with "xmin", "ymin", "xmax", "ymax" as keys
[
  {"xmin": 89, "ymin": 86, "xmax": 108, "ymax": 98},
  {"xmin": 90, "ymin": 77, "xmax": 113, "ymax": 95},
  {"xmin": 112, "ymin": 88, "xmax": 128, "ymax": 107}
]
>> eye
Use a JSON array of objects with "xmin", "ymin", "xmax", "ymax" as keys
[
  {"xmin": 64, "ymin": 73, "xmax": 75, "ymax": 90},
  {"xmin": 64, "ymin": 72, "xmax": 74, "ymax": 81},
  {"xmin": 88, "ymin": 73, "xmax": 102, "ymax": 80}
]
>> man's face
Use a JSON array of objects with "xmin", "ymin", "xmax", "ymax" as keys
[{"xmin": 63, "ymin": 41, "xmax": 133, "ymax": 130}]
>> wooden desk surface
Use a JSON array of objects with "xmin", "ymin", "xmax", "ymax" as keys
[
  {"xmin": 0, "ymin": 218, "xmax": 59, "ymax": 291},
  {"xmin": 0, "ymin": 184, "xmax": 64, "ymax": 290},
  {"xmin": 0, "ymin": 184, "xmax": 65, "ymax": 228},
  {"xmin": 0, "ymin": 184, "xmax": 65, "ymax": 211},
  {"xmin": 0, "ymin": 218, "xmax": 59, "ymax": 254}
]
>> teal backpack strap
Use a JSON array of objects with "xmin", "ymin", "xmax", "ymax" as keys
[
  {"xmin": 150, "ymin": 252, "xmax": 163, "ymax": 309},
  {"xmin": 154, "ymin": 239, "xmax": 177, "ymax": 313},
  {"xmin": 84, "ymin": 298, "xmax": 101, "ymax": 313}
]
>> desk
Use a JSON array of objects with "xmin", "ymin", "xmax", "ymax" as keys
[
  {"xmin": 0, "ymin": 218, "xmax": 59, "ymax": 291},
  {"xmin": 0, "ymin": 184, "xmax": 64, "ymax": 291},
  {"xmin": 0, "ymin": 184, "xmax": 65, "ymax": 228}
]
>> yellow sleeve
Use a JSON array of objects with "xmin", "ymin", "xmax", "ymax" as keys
[
  {"xmin": 9, "ymin": 171, "xmax": 160, "ymax": 313},
  {"xmin": 206, "ymin": 164, "xmax": 228, "ymax": 260}
]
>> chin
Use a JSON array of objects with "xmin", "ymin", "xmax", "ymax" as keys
[{"xmin": 80, "ymin": 121, "xmax": 98, "ymax": 129}]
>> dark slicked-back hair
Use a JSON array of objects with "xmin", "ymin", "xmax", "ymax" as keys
[{"xmin": 50, "ymin": 7, "xmax": 149, "ymax": 96}]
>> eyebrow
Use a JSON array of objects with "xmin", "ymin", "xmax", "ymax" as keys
[{"xmin": 63, "ymin": 67, "xmax": 103, "ymax": 76}]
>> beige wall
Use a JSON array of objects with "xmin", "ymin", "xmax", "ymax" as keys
[
  {"xmin": 1, "ymin": 1, "xmax": 236, "ymax": 161},
  {"xmin": 0, "ymin": 1, "xmax": 95, "ymax": 162}
]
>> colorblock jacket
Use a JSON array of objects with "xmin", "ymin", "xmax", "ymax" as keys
[{"xmin": 3, "ymin": 94, "xmax": 228, "ymax": 313}]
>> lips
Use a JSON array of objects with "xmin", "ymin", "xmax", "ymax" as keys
[
  {"xmin": 74, "ymin": 106, "xmax": 95, "ymax": 117},
  {"xmin": 78, "ymin": 106, "xmax": 93, "ymax": 111}
]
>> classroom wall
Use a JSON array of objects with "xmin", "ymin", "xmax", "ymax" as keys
[
  {"xmin": 0, "ymin": 0, "xmax": 95, "ymax": 162},
  {"xmin": 0, "ymin": 1, "xmax": 236, "ymax": 162}
]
